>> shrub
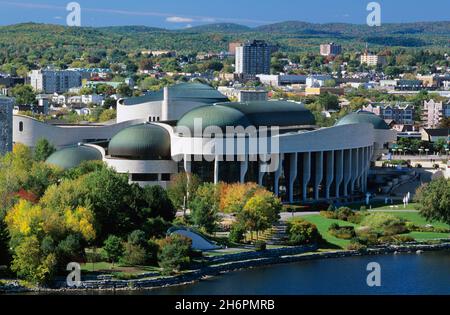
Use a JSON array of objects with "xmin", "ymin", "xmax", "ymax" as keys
[
  {"xmin": 361, "ymin": 213, "xmax": 407, "ymax": 233},
  {"xmin": 328, "ymin": 225, "xmax": 356, "ymax": 240},
  {"xmin": 229, "ymin": 223, "xmax": 246, "ymax": 243},
  {"xmin": 355, "ymin": 227, "xmax": 379, "ymax": 245},
  {"xmin": 320, "ymin": 211, "xmax": 336, "ymax": 219},
  {"xmin": 348, "ymin": 212, "xmax": 365, "ymax": 224},
  {"xmin": 254, "ymin": 241, "xmax": 267, "ymax": 251},
  {"xmin": 121, "ymin": 242, "xmax": 147, "ymax": 266},
  {"xmin": 378, "ymin": 235, "xmax": 415, "ymax": 244},
  {"xmin": 158, "ymin": 235, "xmax": 192, "ymax": 275},
  {"xmin": 336, "ymin": 207, "xmax": 354, "ymax": 221},
  {"xmin": 346, "ymin": 241, "xmax": 367, "ymax": 251},
  {"xmin": 286, "ymin": 219, "xmax": 322, "ymax": 246}
]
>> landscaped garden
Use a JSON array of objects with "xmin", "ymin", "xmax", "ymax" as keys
[{"xmin": 300, "ymin": 209, "xmax": 450, "ymax": 249}]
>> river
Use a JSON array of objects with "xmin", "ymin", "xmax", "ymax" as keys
[{"xmin": 142, "ymin": 250, "xmax": 450, "ymax": 295}]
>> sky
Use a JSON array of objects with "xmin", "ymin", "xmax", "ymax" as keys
[{"xmin": 0, "ymin": 0, "xmax": 448, "ymax": 28}]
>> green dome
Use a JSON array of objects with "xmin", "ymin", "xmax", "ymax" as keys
[
  {"xmin": 46, "ymin": 145, "xmax": 103, "ymax": 170},
  {"xmin": 335, "ymin": 111, "xmax": 390, "ymax": 130},
  {"xmin": 177, "ymin": 105, "xmax": 252, "ymax": 135},
  {"xmin": 108, "ymin": 123, "xmax": 171, "ymax": 159},
  {"xmin": 176, "ymin": 101, "xmax": 315, "ymax": 135},
  {"xmin": 223, "ymin": 101, "xmax": 316, "ymax": 127}
]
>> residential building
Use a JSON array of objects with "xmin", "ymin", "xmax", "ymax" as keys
[
  {"xmin": 363, "ymin": 103, "xmax": 415, "ymax": 125},
  {"xmin": 306, "ymin": 75, "xmax": 334, "ymax": 88},
  {"xmin": 305, "ymin": 87, "xmax": 344, "ymax": 96},
  {"xmin": 238, "ymin": 90, "xmax": 268, "ymax": 102},
  {"xmin": 29, "ymin": 69, "xmax": 82, "ymax": 93},
  {"xmin": 320, "ymin": 43, "xmax": 342, "ymax": 57},
  {"xmin": 422, "ymin": 100, "xmax": 450, "ymax": 128},
  {"xmin": 0, "ymin": 96, "xmax": 14, "ymax": 155},
  {"xmin": 360, "ymin": 52, "xmax": 387, "ymax": 67},
  {"xmin": 420, "ymin": 128, "xmax": 450, "ymax": 143},
  {"xmin": 256, "ymin": 74, "xmax": 307, "ymax": 87},
  {"xmin": 228, "ymin": 42, "xmax": 242, "ymax": 56},
  {"xmin": 235, "ymin": 40, "xmax": 272, "ymax": 77}
]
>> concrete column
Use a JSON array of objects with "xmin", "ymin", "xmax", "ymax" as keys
[
  {"xmin": 351, "ymin": 148, "xmax": 359, "ymax": 194},
  {"xmin": 288, "ymin": 153, "xmax": 298, "ymax": 204},
  {"xmin": 183, "ymin": 154, "xmax": 192, "ymax": 173},
  {"xmin": 258, "ymin": 161, "xmax": 265, "ymax": 186},
  {"xmin": 358, "ymin": 147, "xmax": 364, "ymax": 191},
  {"xmin": 314, "ymin": 151, "xmax": 323, "ymax": 200},
  {"xmin": 162, "ymin": 86, "xmax": 169, "ymax": 121},
  {"xmin": 274, "ymin": 154, "xmax": 283, "ymax": 196},
  {"xmin": 335, "ymin": 150, "xmax": 344, "ymax": 198},
  {"xmin": 240, "ymin": 155, "xmax": 248, "ymax": 183},
  {"xmin": 343, "ymin": 149, "xmax": 352, "ymax": 197},
  {"xmin": 325, "ymin": 151, "xmax": 334, "ymax": 200},
  {"xmin": 302, "ymin": 152, "xmax": 311, "ymax": 202},
  {"xmin": 214, "ymin": 156, "xmax": 219, "ymax": 184}
]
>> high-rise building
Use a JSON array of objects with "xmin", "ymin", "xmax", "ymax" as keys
[
  {"xmin": 235, "ymin": 40, "xmax": 272, "ymax": 77},
  {"xmin": 228, "ymin": 42, "xmax": 242, "ymax": 56},
  {"xmin": 320, "ymin": 43, "xmax": 342, "ymax": 57},
  {"xmin": 0, "ymin": 96, "xmax": 13, "ymax": 155},
  {"xmin": 29, "ymin": 69, "xmax": 82, "ymax": 93},
  {"xmin": 360, "ymin": 51, "xmax": 387, "ymax": 67},
  {"xmin": 422, "ymin": 100, "xmax": 450, "ymax": 128}
]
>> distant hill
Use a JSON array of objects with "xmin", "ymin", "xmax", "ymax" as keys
[
  {"xmin": 0, "ymin": 21, "xmax": 448, "ymax": 56},
  {"xmin": 255, "ymin": 20, "xmax": 450, "ymax": 36},
  {"xmin": 182, "ymin": 23, "xmax": 251, "ymax": 33}
]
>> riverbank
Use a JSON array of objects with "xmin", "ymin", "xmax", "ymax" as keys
[{"xmin": 1, "ymin": 241, "xmax": 449, "ymax": 294}]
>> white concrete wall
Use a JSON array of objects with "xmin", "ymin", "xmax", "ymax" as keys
[{"xmin": 13, "ymin": 115, "xmax": 144, "ymax": 148}]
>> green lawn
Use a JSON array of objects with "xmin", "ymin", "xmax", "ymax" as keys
[
  {"xmin": 301, "ymin": 215, "xmax": 356, "ymax": 248},
  {"xmin": 381, "ymin": 211, "xmax": 450, "ymax": 229},
  {"xmin": 301, "ymin": 211, "xmax": 450, "ymax": 249}
]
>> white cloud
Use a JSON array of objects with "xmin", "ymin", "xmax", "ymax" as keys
[{"xmin": 166, "ymin": 16, "xmax": 194, "ymax": 23}]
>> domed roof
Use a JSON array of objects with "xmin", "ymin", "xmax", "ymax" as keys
[
  {"xmin": 122, "ymin": 82, "xmax": 229, "ymax": 106},
  {"xmin": 176, "ymin": 101, "xmax": 315, "ymax": 136},
  {"xmin": 335, "ymin": 111, "xmax": 390, "ymax": 130},
  {"xmin": 177, "ymin": 105, "xmax": 252, "ymax": 135},
  {"xmin": 108, "ymin": 123, "xmax": 171, "ymax": 160},
  {"xmin": 46, "ymin": 145, "xmax": 103, "ymax": 170}
]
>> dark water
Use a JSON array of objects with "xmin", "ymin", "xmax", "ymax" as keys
[{"xmin": 143, "ymin": 251, "xmax": 450, "ymax": 295}]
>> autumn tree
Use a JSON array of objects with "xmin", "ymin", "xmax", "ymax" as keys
[{"xmin": 238, "ymin": 190, "xmax": 282, "ymax": 240}]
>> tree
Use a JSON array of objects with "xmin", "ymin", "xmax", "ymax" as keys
[
  {"xmin": 103, "ymin": 235, "xmax": 124, "ymax": 266},
  {"xmin": 10, "ymin": 236, "xmax": 57, "ymax": 284},
  {"xmin": 10, "ymin": 85, "xmax": 36, "ymax": 105},
  {"xmin": 219, "ymin": 182, "xmax": 260, "ymax": 214},
  {"xmin": 158, "ymin": 235, "xmax": 192, "ymax": 275},
  {"xmin": 141, "ymin": 185, "xmax": 176, "ymax": 222},
  {"xmin": 238, "ymin": 190, "xmax": 281, "ymax": 240},
  {"xmin": 416, "ymin": 177, "xmax": 450, "ymax": 225},
  {"xmin": 33, "ymin": 138, "xmax": 56, "ymax": 162},
  {"xmin": 190, "ymin": 183, "xmax": 220, "ymax": 234},
  {"xmin": 5, "ymin": 199, "xmax": 95, "ymax": 284},
  {"xmin": 117, "ymin": 83, "xmax": 133, "ymax": 97},
  {"xmin": 317, "ymin": 93, "xmax": 339, "ymax": 111},
  {"xmin": 167, "ymin": 173, "xmax": 201, "ymax": 209},
  {"xmin": 439, "ymin": 117, "xmax": 450, "ymax": 128}
]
